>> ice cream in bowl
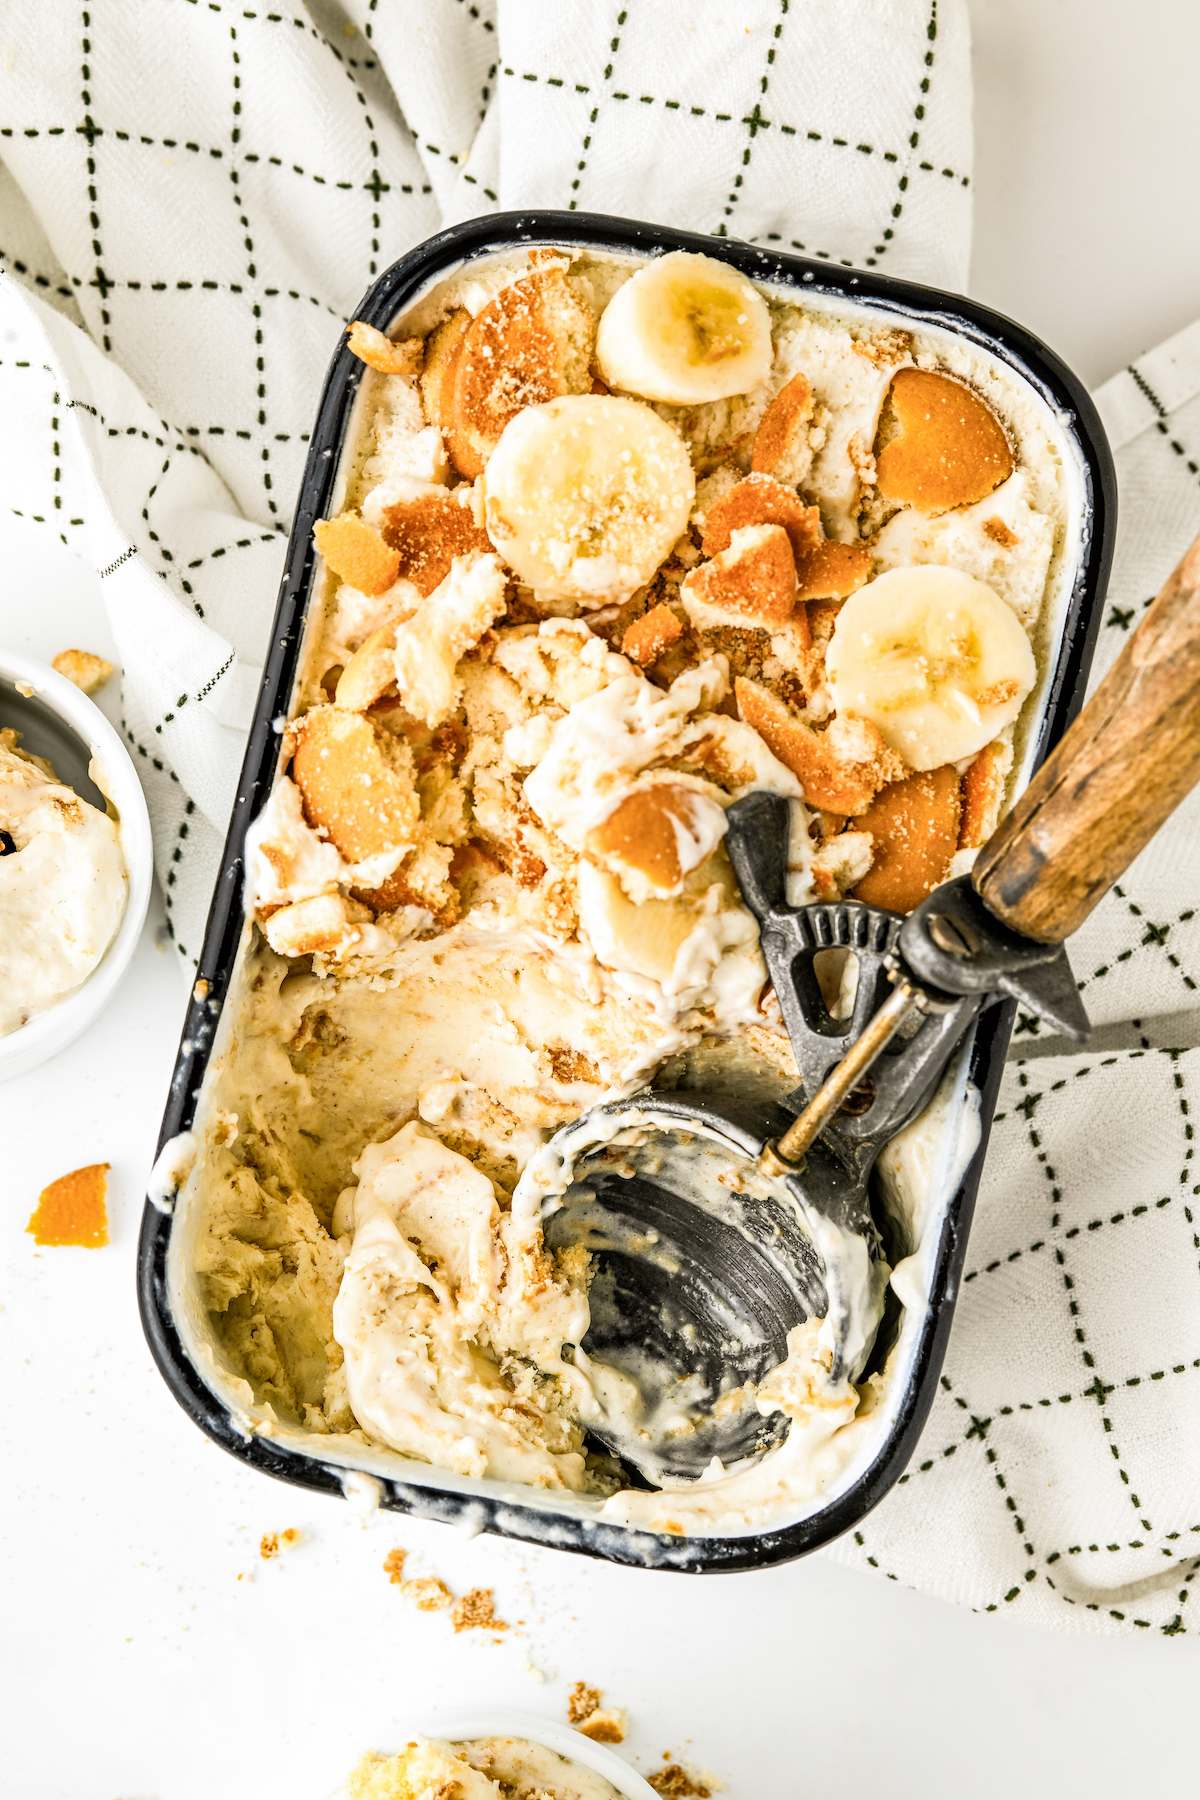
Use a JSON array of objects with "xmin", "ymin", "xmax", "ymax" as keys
[
  {"xmin": 338, "ymin": 1711, "xmax": 656, "ymax": 1800},
  {"xmin": 0, "ymin": 647, "xmax": 152, "ymax": 1080}
]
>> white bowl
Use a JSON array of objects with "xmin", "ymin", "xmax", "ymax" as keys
[
  {"xmin": 0, "ymin": 647, "xmax": 153, "ymax": 1082},
  {"xmin": 338, "ymin": 1710, "xmax": 658, "ymax": 1799}
]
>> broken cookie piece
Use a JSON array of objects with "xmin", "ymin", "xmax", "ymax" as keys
[
  {"xmin": 648, "ymin": 1763, "xmax": 712, "ymax": 1798},
  {"xmin": 851, "ymin": 763, "xmax": 963, "ymax": 911},
  {"xmin": 451, "ymin": 1587, "xmax": 507, "ymax": 1632},
  {"xmin": 290, "ymin": 705, "xmax": 420, "ymax": 864},
  {"xmin": 262, "ymin": 891, "xmax": 372, "ymax": 960},
  {"xmin": 347, "ymin": 319, "xmax": 424, "ymax": 378},
  {"xmin": 566, "ymin": 1680, "xmax": 628, "ymax": 1745},
  {"xmin": 26, "ymin": 1161, "xmax": 110, "ymax": 1247},
  {"xmin": 734, "ymin": 677, "xmax": 904, "ymax": 813},
  {"xmin": 958, "ymin": 736, "xmax": 1012, "ymax": 851},
  {"xmin": 682, "ymin": 523, "xmax": 797, "ymax": 629},
  {"xmin": 701, "ymin": 470, "xmax": 822, "ymax": 562},
  {"xmin": 982, "ymin": 514, "xmax": 1020, "ymax": 548},
  {"xmin": 794, "ymin": 539, "xmax": 873, "ymax": 602},
  {"xmin": 52, "ymin": 648, "xmax": 114, "ymax": 695},
  {"xmin": 750, "ymin": 371, "xmax": 816, "ymax": 485},
  {"xmin": 401, "ymin": 1575, "xmax": 455, "ymax": 1613},
  {"xmin": 313, "ymin": 512, "xmax": 402, "ymax": 597},
  {"xmin": 421, "ymin": 269, "xmax": 595, "ymax": 479},
  {"xmin": 584, "ymin": 780, "xmax": 727, "ymax": 902},
  {"xmin": 876, "ymin": 368, "xmax": 1014, "ymax": 514},
  {"xmin": 621, "ymin": 602, "xmax": 684, "ymax": 667},
  {"xmin": 379, "ymin": 489, "xmax": 493, "ymax": 597}
]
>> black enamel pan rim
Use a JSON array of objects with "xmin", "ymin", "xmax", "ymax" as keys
[{"xmin": 138, "ymin": 209, "xmax": 1117, "ymax": 1574}]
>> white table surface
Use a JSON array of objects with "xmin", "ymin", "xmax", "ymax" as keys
[{"xmin": 4, "ymin": 5, "xmax": 1200, "ymax": 1794}]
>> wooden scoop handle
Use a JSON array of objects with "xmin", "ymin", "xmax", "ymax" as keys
[{"xmin": 974, "ymin": 530, "xmax": 1200, "ymax": 944}]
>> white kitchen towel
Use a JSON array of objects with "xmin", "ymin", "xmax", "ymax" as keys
[
  {"xmin": 2, "ymin": 0, "xmax": 1197, "ymax": 1640},
  {"xmin": 825, "ymin": 319, "xmax": 1200, "ymax": 1637}
]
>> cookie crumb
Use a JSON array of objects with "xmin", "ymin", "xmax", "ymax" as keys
[
  {"xmin": 402, "ymin": 1576, "xmax": 454, "ymax": 1612},
  {"xmin": 578, "ymin": 1709, "xmax": 627, "ymax": 1744},
  {"xmin": 52, "ymin": 648, "xmax": 114, "ymax": 694},
  {"xmin": 648, "ymin": 1764, "xmax": 712, "ymax": 1797},
  {"xmin": 259, "ymin": 1528, "xmax": 303, "ymax": 1560},
  {"xmin": 452, "ymin": 1586, "xmax": 507, "ymax": 1632},
  {"xmin": 382, "ymin": 1547, "xmax": 407, "ymax": 1584},
  {"xmin": 568, "ymin": 1681, "xmax": 602, "ymax": 1724},
  {"xmin": 568, "ymin": 1680, "xmax": 626, "ymax": 1743}
]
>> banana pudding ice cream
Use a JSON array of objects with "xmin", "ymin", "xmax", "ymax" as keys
[
  {"xmin": 345, "ymin": 1736, "xmax": 623, "ymax": 1800},
  {"xmin": 0, "ymin": 729, "xmax": 127, "ymax": 1037},
  {"xmin": 184, "ymin": 245, "xmax": 1073, "ymax": 1533}
]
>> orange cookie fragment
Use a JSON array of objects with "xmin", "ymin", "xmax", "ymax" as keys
[
  {"xmin": 735, "ymin": 678, "xmax": 903, "ymax": 813},
  {"xmin": 451, "ymin": 1587, "xmax": 507, "ymax": 1632},
  {"xmin": 586, "ymin": 784, "xmax": 713, "ymax": 893},
  {"xmin": 750, "ymin": 372, "xmax": 814, "ymax": 482},
  {"xmin": 958, "ymin": 739, "xmax": 1008, "ymax": 850},
  {"xmin": 52, "ymin": 648, "xmax": 114, "ymax": 694},
  {"xmin": 648, "ymin": 1764, "xmax": 711, "ymax": 1798},
  {"xmin": 983, "ymin": 515, "xmax": 1019, "ymax": 548},
  {"xmin": 621, "ymin": 604, "xmax": 684, "ymax": 666},
  {"xmin": 578, "ymin": 1710, "xmax": 628, "ymax": 1745},
  {"xmin": 794, "ymin": 540, "xmax": 873, "ymax": 602},
  {"xmin": 420, "ymin": 307, "xmax": 472, "ymax": 436},
  {"xmin": 350, "ymin": 857, "xmax": 460, "ymax": 931},
  {"xmin": 851, "ymin": 764, "xmax": 963, "ymax": 912},
  {"xmin": 259, "ymin": 1528, "xmax": 302, "ymax": 1560},
  {"xmin": 379, "ymin": 491, "xmax": 493, "ymax": 597},
  {"xmin": 401, "ymin": 1576, "xmax": 454, "ymax": 1612},
  {"xmin": 313, "ymin": 513, "xmax": 401, "ymax": 597},
  {"xmin": 876, "ymin": 368, "xmax": 1014, "ymax": 513},
  {"xmin": 701, "ymin": 472, "xmax": 822, "ymax": 562},
  {"xmin": 291, "ymin": 705, "xmax": 419, "ymax": 863},
  {"xmin": 811, "ymin": 828, "xmax": 874, "ymax": 899},
  {"xmin": 26, "ymin": 1162, "xmax": 110, "ymax": 1247},
  {"xmin": 568, "ymin": 1683, "xmax": 603, "ymax": 1725},
  {"xmin": 684, "ymin": 524, "xmax": 796, "ymax": 629},
  {"xmin": 420, "ymin": 270, "xmax": 594, "ymax": 479},
  {"xmin": 263, "ymin": 893, "xmax": 370, "ymax": 960},
  {"xmin": 347, "ymin": 320, "xmax": 424, "ymax": 378}
]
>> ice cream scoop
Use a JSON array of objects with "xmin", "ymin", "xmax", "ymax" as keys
[{"xmin": 539, "ymin": 528, "xmax": 1200, "ymax": 1484}]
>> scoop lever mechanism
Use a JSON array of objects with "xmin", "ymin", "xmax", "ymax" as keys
[
  {"xmin": 754, "ymin": 867, "xmax": 1090, "ymax": 1180},
  {"xmin": 758, "ymin": 522, "xmax": 1200, "ymax": 1175}
]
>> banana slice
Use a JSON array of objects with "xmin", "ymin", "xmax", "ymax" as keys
[
  {"xmin": 825, "ymin": 565, "xmax": 1035, "ymax": 770},
  {"xmin": 595, "ymin": 251, "xmax": 773, "ymax": 405},
  {"xmin": 482, "ymin": 394, "xmax": 695, "ymax": 604}
]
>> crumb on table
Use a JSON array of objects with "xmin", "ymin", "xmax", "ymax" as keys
[
  {"xmin": 402, "ymin": 1576, "xmax": 454, "ymax": 1612},
  {"xmin": 25, "ymin": 1163, "xmax": 110, "ymax": 1248},
  {"xmin": 568, "ymin": 1681, "xmax": 602, "ymax": 1724},
  {"xmin": 578, "ymin": 1709, "xmax": 627, "ymax": 1744},
  {"xmin": 382, "ymin": 1547, "xmax": 407, "ymax": 1584},
  {"xmin": 567, "ymin": 1679, "xmax": 626, "ymax": 1743},
  {"xmin": 259, "ymin": 1528, "xmax": 303, "ymax": 1559},
  {"xmin": 52, "ymin": 648, "xmax": 114, "ymax": 694},
  {"xmin": 648, "ymin": 1765, "xmax": 712, "ymax": 1798},
  {"xmin": 451, "ymin": 1586, "xmax": 507, "ymax": 1632}
]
